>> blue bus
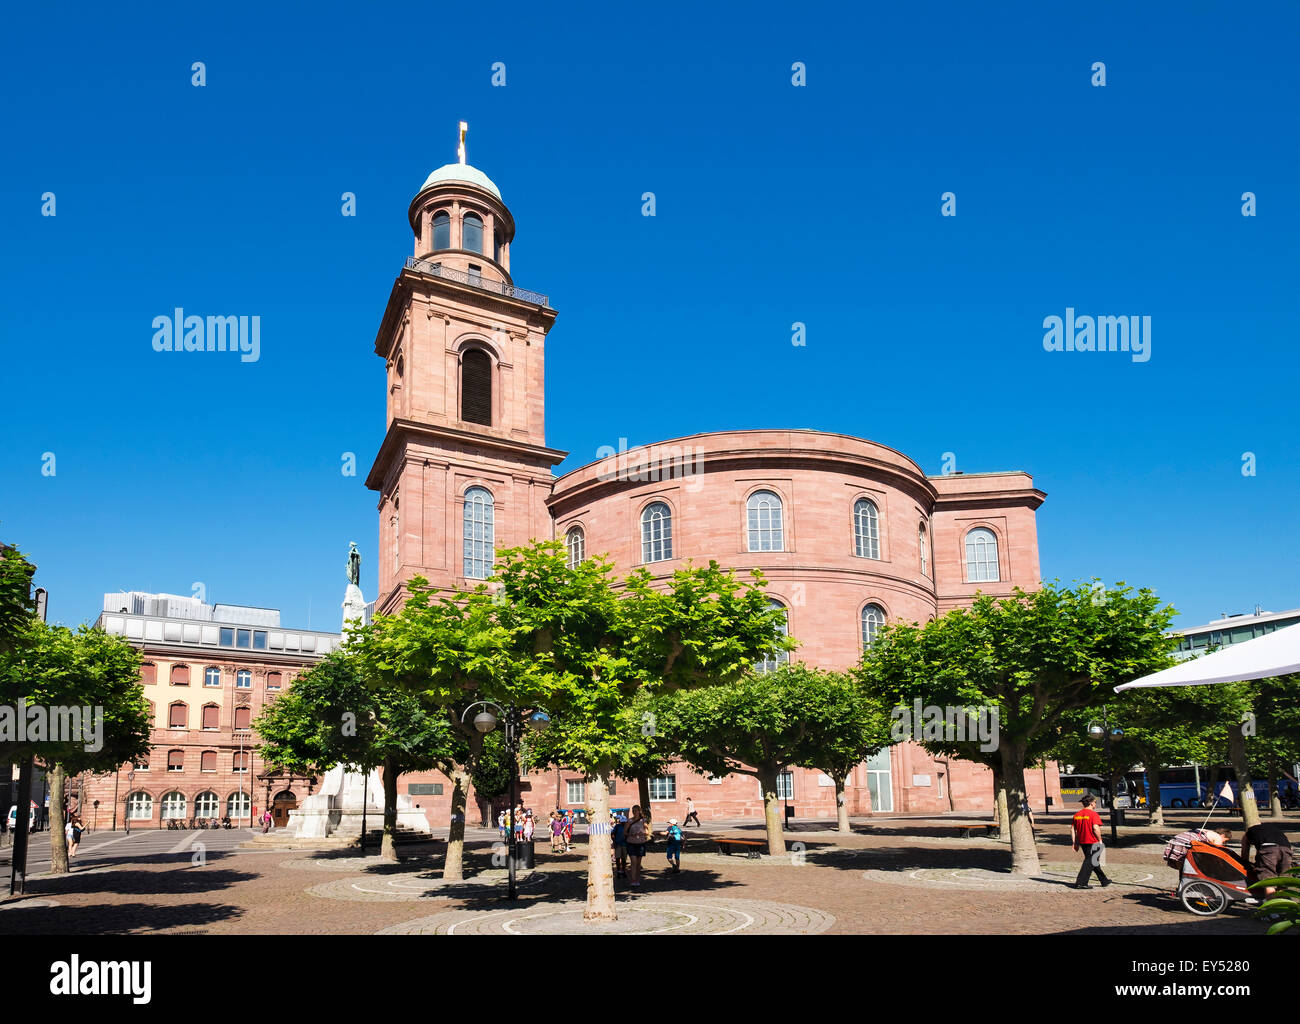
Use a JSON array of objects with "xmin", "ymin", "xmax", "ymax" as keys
[{"xmin": 1139, "ymin": 766, "xmax": 1298, "ymax": 809}]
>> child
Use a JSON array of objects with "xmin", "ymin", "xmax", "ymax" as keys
[
  {"xmin": 664, "ymin": 817, "xmax": 684, "ymax": 873},
  {"xmin": 563, "ymin": 810, "xmax": 574, "ymax": 852},
  {"xmin": 612, "ymin": 813, "xmax": 628, "ymax": 878},
  {"xmin": 550, "ymin": 811, "xmax": 564, "ymax": 852}
]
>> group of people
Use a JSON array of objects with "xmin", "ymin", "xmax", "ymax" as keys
[
  {"xmin": 1071, "ymin": 793, "xmax": 1294, "ymax": 896},
  {"xmin": 608, "ymin": 805, "xmax": 685, "ymax": 887}
]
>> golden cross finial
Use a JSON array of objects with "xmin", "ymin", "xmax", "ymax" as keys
[{"xmin": 458, "ymin": 121, "xmax": 468, "ymax": 164}]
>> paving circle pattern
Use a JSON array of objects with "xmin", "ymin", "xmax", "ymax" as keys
[
  {"xmin": 376, "ymin": 896, "xmax": 835, "ymax": 934},
  {"xmin": 860, "ymin": 860, "xmax": 1160, "ymax": 891},
  {"xmin": 307, "ymin": 868, "xmax": 545, "ymax": 902},
  {"xmin": 280, "ymin": 855, "xmax": 438, "ymax": 872},
  {"xmin": 0, "ymin": 898, "xmax": 60, "ymax": 910}
]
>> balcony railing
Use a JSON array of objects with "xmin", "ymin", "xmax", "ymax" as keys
[{"xmin": 404, "ymin": 256, "xmax": 550, "ymax": 308}]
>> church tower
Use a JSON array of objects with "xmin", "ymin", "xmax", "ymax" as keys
[{"xmin": 366, "ymin": 126, "xmax": 566, "ymax": 613}]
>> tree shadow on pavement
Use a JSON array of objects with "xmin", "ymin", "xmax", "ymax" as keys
[
  {"xmin": 21, "ymin": 865, "xmax": 259, "ymax": 898},
  {"xmin": 0, "ymin": 901, "xmax": 246, "ymax": 935}
]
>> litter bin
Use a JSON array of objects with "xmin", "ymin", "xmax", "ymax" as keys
[
  {"xmin": 784, "ymin": 805, "xmax": 795, "ymax": 822},
  {"xmin": 511, "ymin": 841, "xmax": 535, "ymax": 871}
]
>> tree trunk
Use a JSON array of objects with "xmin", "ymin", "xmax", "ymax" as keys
[
  {"xmin": 999, "ymin": 745, "xmax": 1039, "ymax": 875},
  {"xmin": 444, "ymin": 768, "xmax": 470, "ymax": 880},
  {"xmin": 1147, "ymin": 767, "xmax": 1164, "ymax": 827},
  {"xmin": 637, "ymin": 777, "xmax": 651, "ymax": 820},
  {"xmin": 1268, "ymin": 768, "xmax": 1282, "ymax": 818},
  {"xmin": 380, "ymin": 758, "xmax": 399, "ymax": 862},
  {"xmin": 835, "ymin": 777, "xmax": 851, "ymax": 832},
  {"xmin": 584, "ymin": 772, "xmax": 616, "ymax": 922},
  {"xmin": 992, "ymin": 763, "xmax": 1009, "ymax": 841},
  {"xmin": 758, "ymin": 768, "xmax": 785, "ymax": 856},
  {"xmin": 1204, "ymin": 765, "xmax": 1219, "ymax": 809},
  {"xmin": 49, "ymin": 765, "xmax": 68, "ymax": 874},
  {"xmin": 1226, "ymin": 722, "xmax": 1261, "ymax": 829}
]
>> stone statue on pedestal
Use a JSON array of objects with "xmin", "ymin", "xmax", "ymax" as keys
[{"xmin": 341, "ymin": 541, "xmax": 367, "ymax": 629}]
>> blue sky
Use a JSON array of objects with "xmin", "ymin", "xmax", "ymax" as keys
[{"xmin": 1, "ymin": 1, "xmax": 1296, "ymax": 632}]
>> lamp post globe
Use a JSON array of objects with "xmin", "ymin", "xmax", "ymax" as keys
[
  {"xmin": 473, "ymin": 710, "xmax": 498, "ymax": 734},
  {"xmin": 1086, "ymin": 723, "xmax": 1105, "ymax": 742},
  {"xmin": 527, "ymin": 711, "xmax": 550, "ymax": 733}
]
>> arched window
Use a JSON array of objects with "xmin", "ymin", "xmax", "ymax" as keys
[
  {"xmin": 392, "ymin": 492, "xmax": 400, "ymax": 571},
  {"xmin": 204, "ymin": 667, "xmax": 221, "ymax": 687},
  {"xmin": 236, "ymin": 670, "xmax": 252, "ymax": 689},
  {"xmin": 462, "ymin": 212, "xmax": 484, "ymax": 254},
  {"xmin": 965, "ymin": 527, "xmax": 1000, "ymax": 582},
  {"xmin": 160, "ymin": 791, "xmax": 186, "ymax": 820},
  {"xmin": 432, "ymin": 210, "xmax": 450, "ymax": 249},
  {"xmin": 746, "ymin": 490, "xmax": 784, "ymax": 552},
  {"xmin": 167, "ymin": 749, "xmax": 184, "ymax": 772},
  {"xmin": 854, "ymin": 499, "xmax": 881, "ymax": 559},
  {"xmin": 461, "ymin": 349, "xmax": 493, "ymax": 425},
  {"xmin": 201, "ymin": 751, "xmax": 217, "ymax": 773},
  {"xmin": 195, "ymin": 791, "xmax": 219, "ymax": 816},
  {"xmin": 168, "ymin": 703, "xmax": 187, "ymax": 729},
  {"xmin": 170, "ymin": 664, "xmax": 190, "ymax": 686},
  {"xmin": 463, "ymin": 486, "xmax": 495, "ymax": 579},
  {"xmin": 919, "ymin": 521, "xmax": 929, "ymax": 575},
  {"xmin": 755, "ymin": 599, "xmax": 790, "ymax": 675},
  {"xmin": 233, "ymin": 751, "xmax": 250, "ymax": 774},
  {"xmin": 227, "ymin": 792, "xmax": 250, "ymax": 819},
  {"xmin": 640, "ymin": 502, "xmax": 673, "ymax": 563},
  {"xmin": 201, "ymin": 704, "xmax": 219, "ymax": 730},
  {"xmin": 861, "ymin": 604, "xmax": 886, "ymax": 648},
  {"xmin": 126, "ymin": 791, "xmax": 153, "ymax": 820},
  {"xmin": 266, "ymin": 672, "xmax": 282, "ymax": 691},
  {"xmin": 234, "ymin": 707, "xmax": 251, "ymax": 731},
  {"xmin": 566, "ymin": 526, "xmax": 585, "ymax": 568}
]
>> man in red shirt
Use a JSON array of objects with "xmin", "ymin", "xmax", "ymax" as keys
[{"xmin": 1072, "ymin": 795, "xmax": 1111, "ymax": 889}]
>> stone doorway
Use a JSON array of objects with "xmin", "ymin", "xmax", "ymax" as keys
[{"xmin": 271, "ymin": 790, "xmax": 298, "ymax": 828}]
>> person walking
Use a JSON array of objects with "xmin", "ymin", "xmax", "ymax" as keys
[
  {"xmin": 1071, "ymin": 795, "xmax": 1111, "ymax": 889},
  {"xmin": 1240, "ymin": 821, "xmax": 1293, "ymax": 897},
  {"xmin": 612, "ymin": 813, "xmax": 628, "ymax": 878},
  {"xmin": 663, "ymin": 817, "xmax": 684, "ymax": 873},
  {"xmin": 262, "ymin": 809, "xmax": 273, "ymax": 833},
  {"xmin": 684, "ymin": 797, "xmax": 701, "ymax": 828},
  {"xmin": 65, "ymin": 815, "xmax": 83, "ymax": 858},
  {"xmin": 625, "ymin": 805, "xmax": 651, "ymax": 887},
  {"xmin": 563, "ymin": 810, "xmax": 574, "ymax": 852}
]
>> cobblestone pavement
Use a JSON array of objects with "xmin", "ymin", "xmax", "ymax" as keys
[
  {"xmin": 377, "ymin": 896, "xmax": 835, "ymax": 935},
  {"xmin": 0, "ymin": 815, "xmax": 1276, "ymax": 935}
]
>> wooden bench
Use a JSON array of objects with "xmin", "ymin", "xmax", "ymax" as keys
[
  {"xmin": 960, "ymin": 824, "xmax": 1001, "ymax": 840},
  {"xmin": 715, "ymin": 837, "xmax": 764, "ymax": 859}
]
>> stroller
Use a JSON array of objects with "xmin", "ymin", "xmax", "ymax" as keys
[{"xmin": 1164, "ymin": 830, "xmax": 1253, "ymax": 916}]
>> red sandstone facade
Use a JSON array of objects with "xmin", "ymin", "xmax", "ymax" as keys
[{"xmin": 368, "ymin": 143, "xmax": 1061, "ymax": 825}]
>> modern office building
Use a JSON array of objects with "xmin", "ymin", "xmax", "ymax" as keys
[{"xmin": 1172, "ymin": 606, "xmax": 1300, "ymax": 661}]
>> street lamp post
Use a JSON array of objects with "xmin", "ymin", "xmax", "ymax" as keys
[
  {"xmin": 461, "ymin": 701, "xmax": 549, "ymax": 900},
  {"xmin": 1087, "ymin": 709, "xmax": 1124, "ymax": 846},
  {"xmin": 125, "ymin": 769, "xmax": 136, "ymax": 835}
]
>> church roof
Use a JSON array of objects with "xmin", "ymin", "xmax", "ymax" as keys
[{"xmin": 420, "ymin": 162, "xmax": 501, "ymax": 200}]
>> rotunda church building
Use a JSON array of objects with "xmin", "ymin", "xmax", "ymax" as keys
[{"xmin": 368, "ymin": 138, "xmax": 1060, "ymax": 823}]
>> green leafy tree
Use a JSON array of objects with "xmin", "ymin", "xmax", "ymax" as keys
[
  {"xmin": 857, "ymin": 580, "xmax": 1177, "ymax": 875},
  {"xmin": 661, "ymin": 664, "xmax": 866, "ymax": 853},
  {"xmin": 489, "ymin": 542, "xmax": 789, "ymax": 921},
  {"xmin": 789, "ymin": 671, "xmax": 893, "ymax": 832},
  {"xmin": 1, "ymin": 620, "xmax": 150, "ymax": 874},
  {"xmin": 469, "ymin": 730, "xmax": 512, "ymax": 825},
  {"xmin": 255, "ymin": 648, "xmax": 460, "ymax": 861},
  {"xmin": 1253, "ymin": 675, "xmax": 1300, "ymax": 816}
]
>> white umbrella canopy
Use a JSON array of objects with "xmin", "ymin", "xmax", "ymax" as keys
[{"xmin": 1115, "ymin": 621, "xmax": 1300, "ymax": 691}]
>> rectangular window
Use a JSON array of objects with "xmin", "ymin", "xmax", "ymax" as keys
[
  {"xmin": 759, "ymin": 772, "xmax": 794, "ymax": 800},
  {"xmin": 266, "ymin": 672, "xmax": 281, "ymax": 691},
  {"xmin": 167, "ymin": 750, "xmax": 184, "ymax": 772},
  {"xmin": 201, "ymin": 751, "xmax": 217, "ymax": 772},
  {"xmin": 407, "ymin": 783, "xmax": 444, "ymax": 796},
  {"xmin": 566, "ymin": 780, "xmax": 586, "ymax": 804},
  {"xmin": 170, "ymin": 664, "xmax": 190, "ymax": 686},
  {"xmin": 233, "ymin": 752, "xmax": 249, "ymax": 773},
  {"xmin": 204, "ymin": 667, "xmax": 221, "ymax": 687},
  {"xmin": 236, "ymin": 629, "xmax": 251, "ymax": 648},
  {"xmin": 253, "ymin": 631, "xmax": 267, "ymax": 650},
  {"xmin": 140, "ymin": 663, "xmax": 157, "ymax": 686},
  {"xmin": 220, "ymin": 627, "xmax": 234, "ymax": 646},
  {"xmin": 201, "ymin": 705, "xmax": 219, "ymax": 730},
  {"xmin": 168, "ymin": 704, "xmax": 187, "ymax": 728},
  {"xmin": 649, "ymin": 776, "xmax": 676, "ymax": 801},
  {"xmin": 234, "ymin": 707, "xmax": 251, "ymax": 731},
  {"xmin": 468, "ymin": 263, "xmax": 481, "ymax": 286}
]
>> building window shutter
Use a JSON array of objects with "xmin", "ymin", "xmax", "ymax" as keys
[{"xmin": 461, "ymin": 349, "xmax": 492, "ymax": 426}]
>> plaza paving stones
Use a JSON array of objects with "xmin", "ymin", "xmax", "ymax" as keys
[
  {"xmin": 307, "ymin": 868, "xmax": 545, "ymax": 902},
  {"xmin": 860, "ymin": 860, "xmax": 1160, "ymax": 891},
  {"xmin": 376, "ymin": 896, "xmax": 835, "ymax": 935}
]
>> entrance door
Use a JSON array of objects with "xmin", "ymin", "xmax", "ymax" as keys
[
  {"xmin": 865, "ymin": 748, "xmax": 893, "ymax": 813},
  {"xmin": 271, "ymin": 790, "xmax": 298, "ymax": 828}
]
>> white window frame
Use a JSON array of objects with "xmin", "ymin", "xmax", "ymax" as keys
[
  {"xmin": 236, "ymin": 669, "xmax": 252, "ymax": 689},
  {"xmin": 755, "ymin": 599, "xmax": 790, "ymax": 675},
  {"xmin": 854, "ymin": 498, "xmax": 881, "ymax": 559},
  {"xmin": 965, "ymin": 527, "xmax": 1000, "ymax": 583},
  {"xmin": 204, "ymin": 666, "xmax": 221, "ymax": 687},
  {"xmin": 127, "ymin": 792, "xmax": 153, "ymax": 820},
  {"xmin": 759, "ymin": 771, "xmax": 794, "ymax": 801},
  {"xmin": 640, "ymin": 502, "xmax": 673, "ymax": 563},
  {"xmin": 861, "ymin": 604, "xmax": 886, "ymax": 648},
  {"xmin": 649, "ymin": 775, "xmax": 677, "ymax": 801},
  {"xmin": 463, "ymin": 486, "xmax": 495, "ymax": 579},
  {"xmin": 566, "ymin": 526, "xmax": 585, "ymax": 568},
  {"xmin": 746, "ymin": 490, "xmax": 784, "ymax": 552},
  {"xmin": 566, "ymin": 780, "xmax": 586, "ymax": 804}
]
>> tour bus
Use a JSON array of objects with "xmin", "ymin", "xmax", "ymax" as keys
[{"xmin": 1058, "ymin": 774, "xmax": 1140, "ymax": 808}]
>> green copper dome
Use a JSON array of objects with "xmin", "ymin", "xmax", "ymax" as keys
[{"xmin": 420, "ymin": 163, "xmax": 502, "ymax": 201}]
